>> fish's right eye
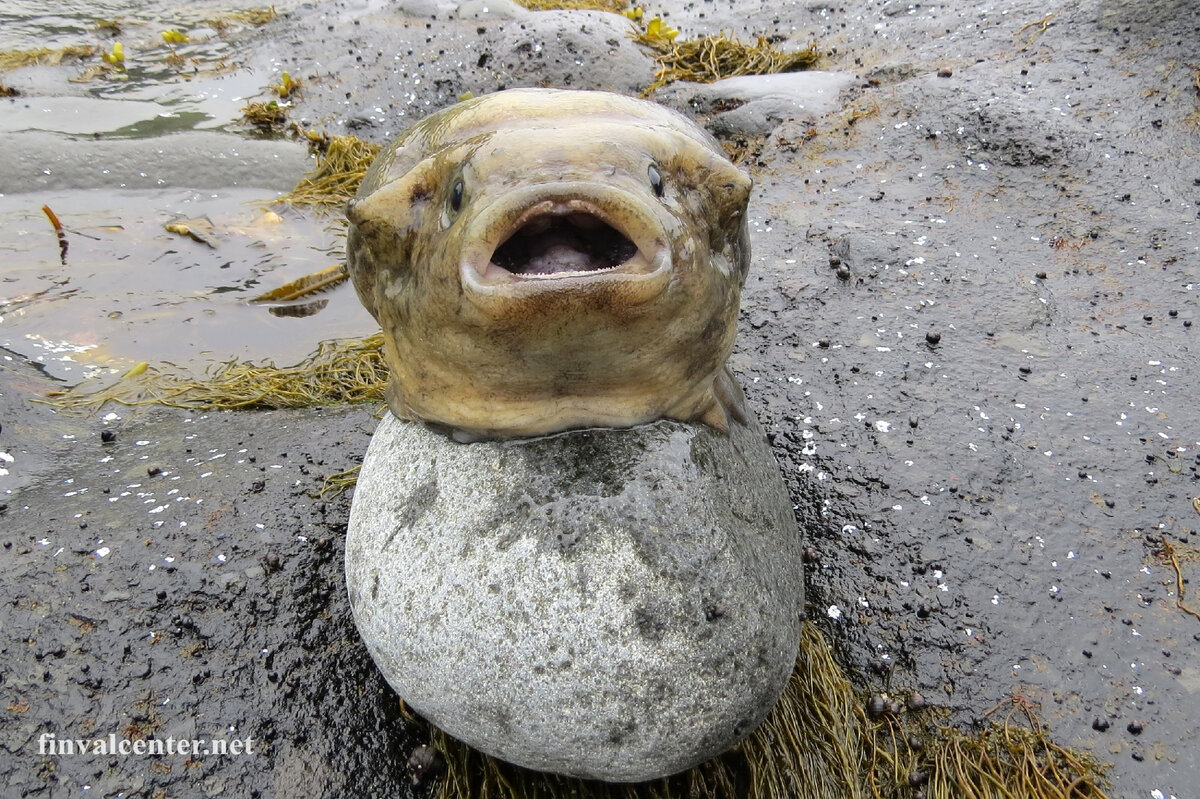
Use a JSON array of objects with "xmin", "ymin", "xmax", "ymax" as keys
[
  {"xmin": 648, "ymin": 164, "xmax": 664, "ymax": 198},
  {"xmin": 450, "ymin": 179, "xmax": 465, "ymax": 212}
]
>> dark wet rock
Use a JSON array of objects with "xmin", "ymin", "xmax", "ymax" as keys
[
  {"xmin": 484, "ymin": 11, "xmax": 655, "ymax": 93},
  {"xmin": 905, "ymin": 83, "xmax": 1094, "ymax": 168},
  {"xmin": 346, "ymin": 412, "xmax": 804, "ymax": 782}
]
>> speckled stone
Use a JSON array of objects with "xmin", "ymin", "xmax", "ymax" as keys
[{"xmin": 345, "ymin": 411, "xmax": 804, "ymax": 782}]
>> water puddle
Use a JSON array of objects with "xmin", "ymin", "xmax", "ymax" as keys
[
  {"xmin": 1, "ymin": 1, "xmax": 377, "ymax": 389},
  {"xmin": 0, "ymin": 189, "xmax": 373, "ymax": 384}
]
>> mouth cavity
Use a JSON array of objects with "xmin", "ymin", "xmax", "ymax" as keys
[{"xmin": 490, "ymin": 211, "xmax": 640, "ymax": 278}]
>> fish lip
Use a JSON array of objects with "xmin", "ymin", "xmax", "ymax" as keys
[{"xmin": 459, "ymin": 183, "xmax": 670, "ymax": 304}]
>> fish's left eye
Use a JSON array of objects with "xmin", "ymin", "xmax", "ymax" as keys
[
  {"xmin": 648, "ymin": 164, "xmax": 664, "ymax": 198},
  {"xmin": 450, "ymin": 179, "xmax": 464, "ymax": 212}
]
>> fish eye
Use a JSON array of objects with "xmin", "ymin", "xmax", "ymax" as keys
[
  {"xmin": 450, "ymin": 179, "xmax": 464, "ymax": 212},
  {"xmin": 648, "ymin": 164, "xmax": 664, "ymax": 198}
]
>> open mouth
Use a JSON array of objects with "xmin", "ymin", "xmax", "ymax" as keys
[
  {"xmin": 459, "ymin": 188, "xmax": 670, "ymax": 306},
  {"xmin": 491, "ymin": 212, "xmax": 639, "ymax": 277}
]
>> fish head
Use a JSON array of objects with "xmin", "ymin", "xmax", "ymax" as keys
[{"xmin": 346, "ymin": 88, "xmax": 752, "ymax": 438}]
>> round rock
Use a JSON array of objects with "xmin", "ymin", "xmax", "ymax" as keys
[{"xmin": 345, "ymin": 411, "xmax": 805, "ymax": 782}]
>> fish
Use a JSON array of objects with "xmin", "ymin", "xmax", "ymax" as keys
[{"xmin": 345, "ymin": 88, "xmax": 752, "ymax": 438}]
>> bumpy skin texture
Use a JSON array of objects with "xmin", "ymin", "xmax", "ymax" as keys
[{"xmin": 346, "ymin": 88, "xmax": 752, "ymax": 438}]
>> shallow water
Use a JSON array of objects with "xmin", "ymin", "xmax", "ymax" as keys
[{"xmin": 0, "ymin": 0, "xmax": 376, "ymax": 383}]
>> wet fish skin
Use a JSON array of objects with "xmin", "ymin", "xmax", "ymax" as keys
[{"xmin": 346, "ymin": 88, "xmax": 751, "ymax": 438}]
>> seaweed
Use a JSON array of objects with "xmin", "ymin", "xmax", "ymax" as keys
[
  {"xmin": 207, "ymin": 6, "xmax": 278, "ymax": 28},
  {"xmin": 514, "ymin": 0, "xmax": 629, "ymax": 11},
  {"xmin": 241, "ymin": 100, "xmax": 289, "ymax": 131},
  {"xmin": 636, "ymin": 30, "xmax": 819, "ymax": 93},
  {"xmin": 275, "ymin": 134, "xmax": 382, "ymax": 210},
  {"xmin": 251, "ymin": 264, "xmax": 349, "ymax": 303},
  {"xmin": 44, "ymin": 333, "xmax": 387, "ymax": 412},
  {"xmin": 0, "ymin": 45, "xmax": 96, "ymax": 72}
]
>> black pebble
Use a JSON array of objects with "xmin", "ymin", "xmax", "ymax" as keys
[
  {"xmin": 1092, "ymin": 717, "xmax": 1110, "ymax": 732},
  {"xmin": 407, "ymin": 745, "xmax": 442, "ymax": 787},
  {"xmin": 100, "ymin": 429, "xmax": 117, "ymax": 444}
]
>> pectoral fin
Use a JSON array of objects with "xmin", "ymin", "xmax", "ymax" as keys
[{"xmin": 694, "ymin": 368, "xmax": 749, "ymax": 432}]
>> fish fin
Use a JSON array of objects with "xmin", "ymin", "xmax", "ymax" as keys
[
  {"xmin": 713, "ymin": 366, "xmax": 749, "ymax": 427},
  {"xmin": 697, "ymin": 400, "xmax": 730, "ymax": 432},
  {"xmin": 385, "ymin": 379, "xmax": 418, "ymax": 423}
]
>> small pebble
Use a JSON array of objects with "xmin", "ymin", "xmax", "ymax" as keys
[
  {"xmin": 818, "ymin": 338, "xmax": 831, "ymax": 348},
  {"xmin": 936, "ymin": 67, "xmax": 952, "ymax": 78},
  {"xmin": 924, "ymin": 331, "xmax": 941, "ymax": 345},
  {"xmin": 100, "ymin": 429, "xmax": 117, "ymax": 444},
  {"xmin": 907, "ymin": 692, "xmax": 927, "ymax": 711},
  {"xmin": 835, "ymin": 265, "xmax": 852, "ymax": 281},
  {"xmin": 147, "ymin": 465, "xmax": 163, "ymax": 477},
  {"xmin": 1035, "ymin": 270, "xmax": 1048, "ymax": 280},
  {"xmin": 1126, "ymin": 721, "xmax": 1143, "ymax": 735},
  {"xmin": 1092, "ymin": 717, "xmax": 1110, "ymax": 732},
  {"xmin": 407, "ymin": 745, "xmax": 443, "ymax": 787}
]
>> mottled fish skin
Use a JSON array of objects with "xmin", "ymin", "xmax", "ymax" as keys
[{"xmin": 346, "ymin": 88, "xmax": 752, "ymax": 438}]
